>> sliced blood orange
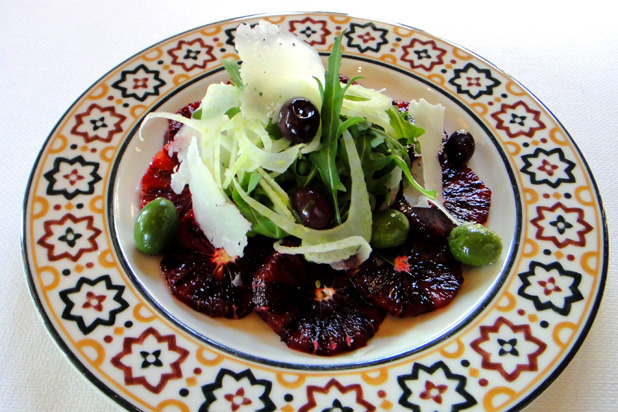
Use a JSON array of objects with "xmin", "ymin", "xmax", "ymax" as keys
[
  {"xmin": 349, "ymin": 201, "xmax": 463, "ymax": 318},
  {"xmin": 391, "ymin": 98, "xmax": 491, "ymax": 225},
  {"xmin": 139, "ymin": 101, "xmax": 201, "ymax": 216},
  {"xmin": 253, "ymin": 250, "xmax": 385, "ymax": 356},
  {"xmin": 161, "ymin": 211, "xmax": 271, "ymax": 319},
  {"xmin": 138, "ymin": 145, "xmax": 192, "ymax": 217},
  {"xmin": 163, "ymin": 101, "xmax": 201, "ymax": 145},
  {"xmin": 440, "ymin": 151, "xmax": 492, "ymax": 224}
]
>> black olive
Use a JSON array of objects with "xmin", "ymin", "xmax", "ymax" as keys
[
  {"xmin": 277, "ymin": 97, "xmax": 320, "ymax": 144},
  {"xmin": 444, "ymin": 129, "xmax": 475, "ymax": 166},
  {"xmin": 292, "ymin": 187, "xmax": 332, "ymax": 229}
]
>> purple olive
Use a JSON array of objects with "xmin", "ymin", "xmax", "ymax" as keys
[
  {"xmin": 292, "ymin": 187, "xmax": 332, "ymax": 229},
  {"xmin": 277, "ymin": 98, "xmax": 320, "ymax": 144},
  {"xmin": 444, "ymin": 129, "xmax": 475, "ymax": 166}
]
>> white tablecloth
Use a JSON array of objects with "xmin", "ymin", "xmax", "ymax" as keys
[{"xmin": 2, "ymin": 1, "xmax": 616, "ymax": 410}]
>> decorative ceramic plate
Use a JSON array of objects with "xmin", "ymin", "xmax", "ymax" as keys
[{"xmin": 23, "ymin": 12, "xmax": 607, "ymax": 412}]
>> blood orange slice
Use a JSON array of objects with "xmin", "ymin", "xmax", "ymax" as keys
[
  {"xmin": 161, "ymin": 211, "xmax": 271, "ymax": 319},
  {"xmin": 138, "ymin": 146, "xmax": 192, "ymax": 216},
  {"xmin": 440, "ymin": 151, "xmax": 492, "ymax": 224},
  {"xmin": 139, "ymin": 101, "xmax": 201, "ymax": 216},
  {"xmin": 349, "ymin": 200, "xmax": 463, "ymax": 318},
  {"xmin": 253, "ymin": 250, "xmax": 385, "ymax": 356},
  {"xmin": 163, "ymin": 101, "xmax": 201, "ymax": 145}
]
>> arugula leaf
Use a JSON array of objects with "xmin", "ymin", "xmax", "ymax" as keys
[
  {"xmin": 336, "ymin": 116, "xmax": 366, "ymax": 138},
  {"xmin": 391, "ymin": 155, "xmax": 436, "ymax": 199},
  {"xmin": 245, "ymin": 171, "xmax": 262, "ymax": 192},
  {"xmin": 191, "ymin": 108, "xmax": 202, "ymax": 119},
  {"xmin": 309, "ymin": 32, "xmax": 351, "ymax": 224},
  {"xmin": 353, "ymin": 132, "xmax": 396, "ymax": 206},
  {"xmin": 379, "ymin": 122, "xmax": 436, "ymax": 200},
  {"xmin": 222, "ymin": 59, "xmax": 244, "ymax": 90},
  {"xmin": 345, "ymin": 119, "xmax": 436, "ymax": 202},
  {"xmin": 387, "ymin": 107, "xmax": 424, "ymax": 153},
  {"xmin": 344, "ymin": 95, "xmax": 370, "ymax": 102},
  {"xmin": 225, "ymin": 106, "xmax": 241, "ymax": 119}
]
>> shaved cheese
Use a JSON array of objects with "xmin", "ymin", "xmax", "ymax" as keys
[
  {"xmin": 172, "ymin": 136, "xmax": 251, "ymax": 257},
  {"xmin": 235, "ymin": 20, "xmax": 324, "ymax": 125},
  {"xmin": 405, "ymin": 99, "xmax": 445, "ymax": 207}
]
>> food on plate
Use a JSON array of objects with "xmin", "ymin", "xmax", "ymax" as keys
[
  {"xmin": 443, "ymin": 129, "xmax": 475, "ymax": 167},
  {"xmin": 161, "ymin": 210, "xmax": 272, "ymax": 319},
  {"xmin": 252, "ymin": 245, "xmax": 386, "ymax": 356},
  {"xmin": 134, "ymin": 20, "xmax": 502, "ymax": 355},
  {"xmin": 133, "ymin": 197, "xmax": 179, "ymax": 255},
  {"xmin": 370, "ymin": 209, "xmax": 410, "ymax": 249},
  {"xmin": 349, "ymin": 202, "xmax": 463, "ymax": 318},
  {"xmin": 448, "ymin": 223, "xmax": 503, "ymax": 266}
]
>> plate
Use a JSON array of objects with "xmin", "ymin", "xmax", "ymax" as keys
[{"xmin": 23, "ymin": 12, "xmax": 607, "ymax": 411}]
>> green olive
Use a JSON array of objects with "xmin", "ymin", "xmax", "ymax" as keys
[
  {"xmin": 448, "ymin": 223, "xmax": 502, "ymax": 266},
  {"xmin": 133, "ymin": 197, "xmax": 179, "ymax": 255},
  {"xmin": 371, "ymin": 209, "xmax": 410, "ymax": 249}
]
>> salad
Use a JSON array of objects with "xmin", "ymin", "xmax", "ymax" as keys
[{"xmin": 133, "ymin": 20, "xmax": 502, "ymax": 355}]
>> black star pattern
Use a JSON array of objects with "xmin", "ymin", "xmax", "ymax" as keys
[
  {"xmin": 299, "ymin": 26, "xmax": 317, "ymax": 38},
  {"xmin": 549, "ymin": 215, "xmax": 574, "ymax": 235},
  {"xmin": 498, "ymin": 338, "xmax": 519, "ymax": 356},
  {"xmin": 58, "ymin": 227, "xmax": 82, "ymax": 248},
  {"xmin": 397, "ymin": 360, "xmax": 477, "ymax": 411},
  {"xmin": 521, "ymin": 147, "xmax": 576, "ymax": 188},
  {"xmin": 183, "ymin": 49, "xmax": 201, "ymax": 60},
  {"xmin": 43, "ymin": 155, "xmax": 102, "ymax": 200},
  {"xmin": 200, "ymin": 368, "xmax": 275, "ymax": 412},
  {"xmin": 140, "ymin": 350, "xmax": 163, "ymax": 368},
  {"xmin": 344, "ymin": 22, "xmax": 389, "ymax": 53},
  {"xmin": 59, "ymin": 275, "xmax": 129, "ymax": 335},
  {"xmin": 448, "ymin": 62, "xmax": 501, "ymax": 99},
  {"xmin": 510, "ymin": 113, "xmax": 527, "ymax": 126},
  {"xmin": 518, "ymin": 261, "xmax": 584, "ymax": 316},
  {"xmin": 323, "ymin": 399, "xmax": 353, "ymax": 412},
  {"xmin": 414, "ymin": 49, "xmax": 430, "ymax": 59},
  {"xmin": 89, "ymin": 116, "xmax": 107, "ymax": 131},
  {"xmin": 111, "ymin": 64, "xmax": 166, "ymax": 102}
]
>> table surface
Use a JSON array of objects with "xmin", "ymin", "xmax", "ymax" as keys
[{"xmin": 2, "ymin": 1, "xmax": 616, "ymax": 411}]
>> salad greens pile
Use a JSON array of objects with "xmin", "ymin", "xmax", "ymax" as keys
[{"xmin": 139, "ymin": 20, "xmax": 439, "ymax": 268}]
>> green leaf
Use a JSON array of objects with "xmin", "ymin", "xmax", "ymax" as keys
[
  {"xmin": 309, "ymin": 32, "xmax": 348, "ymax": 224},
  {"xmin": 336, "ymin": 116, "xmax": 366, "ymax": 138},
  {"xmin": 345, "ymin": 120, "xmax": 435, "ymax": 204},
  {"xmin": 231, "ymin": 188, "xmax": 287, "ymax": 238},
  {"xmin": 343, "ymin": 95, "xmax": 370, "ymax": 102},
  {"xmin": 345, "ymin": 75, "xmax": 364, "ymax": 86},
  {"xmin": 351, "ymin": 132, "xmax": 398, "ymax": 206},
  {"xmin": 314, "ymin": 76, "xmax": 324, "ymax": 98},
  {"xmin": 225, "ymin": 106, "xmax": 241, "ymax": 119},
  {"xmin": 387, "ymin": 107, "xmax": 424, "ymax": 152},
  {"xmin": 391, "ymin": 155, "xmax": 437, "ymax": 199},
  {"xmin": 246, "ymin": 171, "xmax": 262, "ymax": 193},
  {"xmin": 232, "ymin": 130, "xmax": 372, "ymax": 266},
  {"xmin": 222, "ymin": 59, "xmax": 244, "ymax": 90},
  {"xmin": 191, "ymin": 108, "xmax": 202, "ymax": 119}
]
